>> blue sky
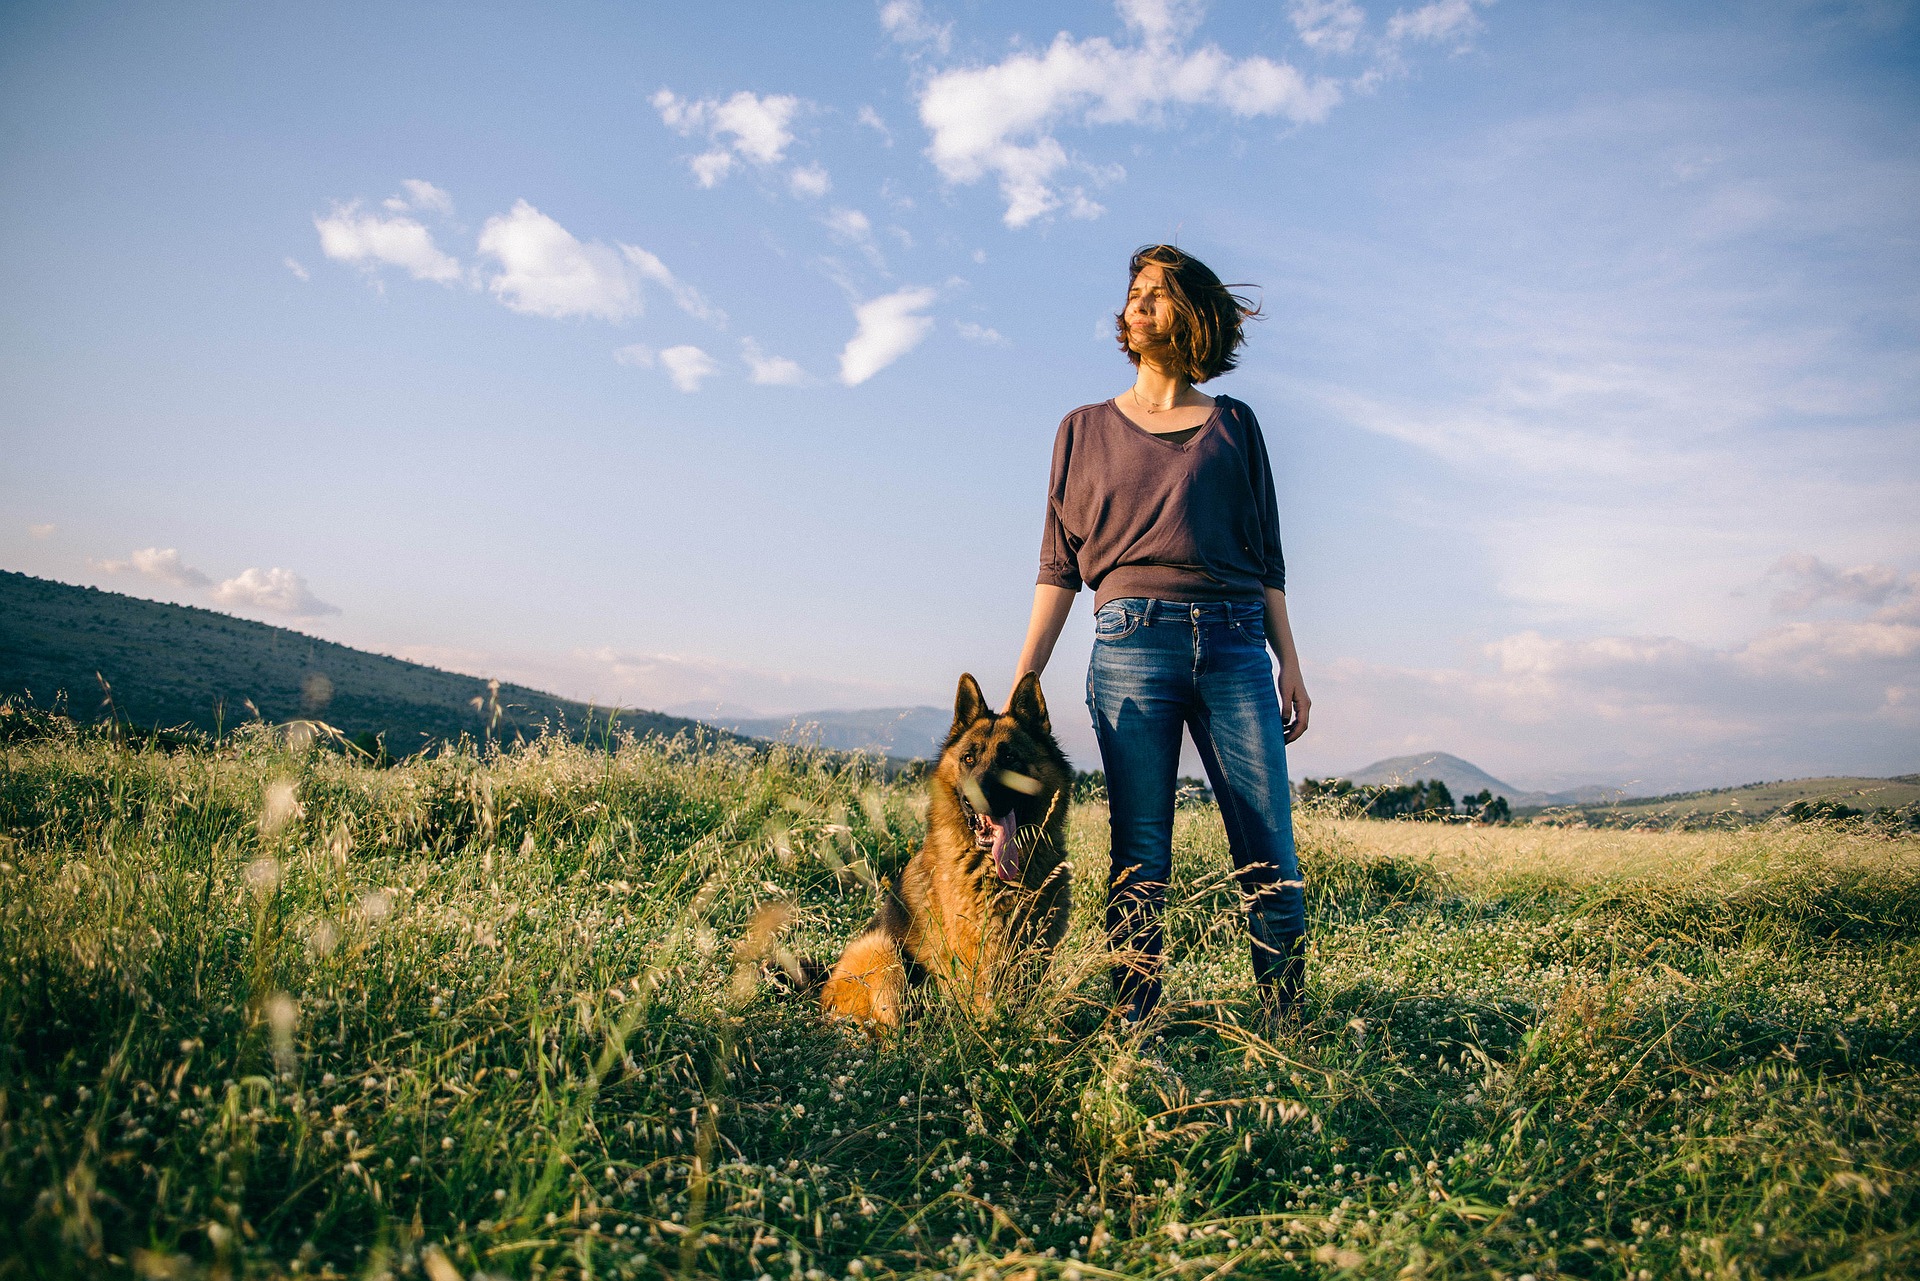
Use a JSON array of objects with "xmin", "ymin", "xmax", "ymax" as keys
[{"xmin": 3, "ymin": 0, "xmax": 1916, "ymax": 792}]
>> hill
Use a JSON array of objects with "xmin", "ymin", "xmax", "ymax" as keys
[
  {"xmin": 1529, "ymin": 774, "xmax": 1920, "ymax": 824},
  {"xmin": 1335, "ymin": 750, "xmax": 1622, "ymax": 808},
  {"xmin": 0, "ymin": 570, "xmax": 743, "ymax": 754},
  {"xmin": 690, "ymin": 705, "xmax": 951, "ymax": 759}
]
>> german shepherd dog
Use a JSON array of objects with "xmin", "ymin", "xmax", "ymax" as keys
[{"xmin": 818, "ymin": 672, "xmax": 1073, "ymax": 1031}]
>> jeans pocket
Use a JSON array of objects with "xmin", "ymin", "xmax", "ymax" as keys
[{"xmin": 1093, "ymin": 605, "xmax": 1139, "ymax": 641}]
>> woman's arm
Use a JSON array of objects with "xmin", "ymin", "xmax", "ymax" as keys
[
  {"xmin": 1014, "ymin": 584, "xmax": 1078, "ymax": 689},
  {"xmin": 1264, "ymin": 585, "xmax": 1310, "ymax": 743}
]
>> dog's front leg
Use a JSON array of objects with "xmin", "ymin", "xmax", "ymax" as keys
[{"xmin": 820, "ymin": 932, "xmax": 908, "ymax": 1033}]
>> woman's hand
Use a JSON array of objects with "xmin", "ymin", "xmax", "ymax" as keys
[{"xmin": 1279, "ymin": 667, "xmax": 1311, "ymax": 743}]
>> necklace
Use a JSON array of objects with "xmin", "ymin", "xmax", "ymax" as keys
[{"xmin": 1130, "ymin": 385, "xmax": 1180, "ymax": 414}]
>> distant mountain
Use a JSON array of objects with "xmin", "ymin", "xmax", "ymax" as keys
[
  {"xmin": 1332, "ymin": 750, "xmax": 1625, "ymax": 809},
  {"xmin": 0, "ymin": 570, "xmax": 747, "ymax": 755},
  {"xmin": 693, "ymin": 705, "xmax": 952, "ymax": 760}
]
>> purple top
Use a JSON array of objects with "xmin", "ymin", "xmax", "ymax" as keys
[{"xmin": 1037, "ymin": 395, "xmax": 1287, "ymax": 608}]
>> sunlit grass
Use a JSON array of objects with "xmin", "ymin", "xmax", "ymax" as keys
[{"xmin": 3, "ymin": 718, "xmax": 1917, "ymax": 1279}]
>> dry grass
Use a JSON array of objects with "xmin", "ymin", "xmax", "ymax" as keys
[
  {"xmin": 3, "ymin": 723, "xmax": 1917, "ymax": 1279},
  {"xmin": 1308, "ymin": 813, "xmax": 1919, "ymax": 886}
]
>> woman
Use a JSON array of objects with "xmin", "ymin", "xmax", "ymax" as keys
[{"xmin": 1012, "ymin": 244, "xmax": 1310, "ymax": 1031}]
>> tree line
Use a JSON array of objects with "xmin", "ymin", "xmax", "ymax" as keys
[{"xmin": 1298, "ymin": 776, "xmax": 1512, "ymax": 823}]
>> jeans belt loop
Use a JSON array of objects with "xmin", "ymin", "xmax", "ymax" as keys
[{"xmin": 1143, "ymin": 599, "xmax": 1158, "ymax": 626}]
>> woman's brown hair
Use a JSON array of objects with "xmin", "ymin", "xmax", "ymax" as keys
[{"xmin": 1115, "ymin": 244, "xmax": 1260, "ymax": 383}]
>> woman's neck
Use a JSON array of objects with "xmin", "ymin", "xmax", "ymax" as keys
[{"xmin": 1128, "ymin": 363, "xmax": 1207, "ymax": 412}]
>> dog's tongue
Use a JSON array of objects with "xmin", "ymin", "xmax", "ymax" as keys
[{"xmin": 990, "ymin": 810, "xmax": 1020, "ymax": 881}]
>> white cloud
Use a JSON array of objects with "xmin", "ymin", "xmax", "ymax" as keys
[
  {"xmin": 689, "ymin": 151, "xmax": 736, "ymax": 187},
  {"xmin": 789, "ymin": 163, "xmax": 832, "ymax": 198},
  {"xmin": 477, "ymin": 201, "xmax": 639, "ymax": 320},
  {"xmin": 823, "ymin": 207, "xmax": 888, "ymax": 268},
  {"xmin": 621, "ymin": 244, "xmax": 723, "ymax": 324},
  {"xmin": 283, "ymin": 257, "xmax": 310, "ymax": 282},
  {"xmin": 857, "ymin": 105, "xmax": 893, "ymax": 144},
  {"xmin": 94, "ymin": 549, "xmax": 340, "ymax": 618},
  {"xmin": 1768, "ymin": 553, "xmax": 1917, "ymax": 615},
  {"xmin": 823, "ymin": 207, "xmax": 874, "ymax": 242},
  {"xmin": 1386, "ymin": 0, "xmax": 1491, "ymax": 47},
  {"xmin": 1289, "ymin": 0, "xmax": 1366, "ymax": 53},
  {"xmin": 618, "ymin": 342, "xmax": 726, "ymax": 391},
  {"xmin": 384, "ymin": 178, "xmax": 454, "ymax": 216},
  {"xmin": 917, "ymin": 6, "xmax": 1341, "ymax": 226},
  {"xmin": 839, "ymin": 286, "xmax": 937, "ymax": 386},
  {"xmin": 28, "ymin": 523, "xmax": 55, "ymax": 539},
  {"xmin": 741, "ymin": 337, "xmax": 808, "ymax": 386},
  {"xmin": 213, "ymin": 567, "xmax": 340, "ymax": 618},
  {"xmin": 652, "ymin": 88, "xmax": 803, "ymax": 187},
  {"xmin": 879, "ymin": 0, "xmax": 952, "ymax": 52},
  {"xmin": 658, "ymin": 344, "xmax": 718, "ymax": 392},
  {"xmin": 1293, "ymin": 607, "xmax": 1920, "ymax": 794},
  {"xmin": 1116, "ymin": 0, "xmax": 1205, "ymax": 45},
  {"xmin": 474, "ymin": 201, "xmax": 716, "ymax": 324},
  {"xmin": 314, "ymin": 202, "xmax": 461, "ymax": 283},
  {"xmin": 955, "ymin": 320, "xmax": 1005, "ymax": 345},
  {"xmin": 96, "ymin": 547, "xmax": 212, "ymax": 589}
]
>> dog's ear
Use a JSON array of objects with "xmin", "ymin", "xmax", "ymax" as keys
[
  {"xmin": 946, "ymin": 673, "xmax": 988, "ymax": 747},
  {"xmin": 1007, "ymin": 671, "xmax": 1050, "ymax": 736}
]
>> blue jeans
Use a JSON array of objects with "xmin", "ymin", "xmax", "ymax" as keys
[{"xmin": 1086, "ymin": 597, "xmax": 1306, "ymax": 1021}]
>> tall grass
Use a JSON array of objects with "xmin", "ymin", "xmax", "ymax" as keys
[{"xmin": 2, "ymin": 721, "xmax": 1916, "ymax": 1279}]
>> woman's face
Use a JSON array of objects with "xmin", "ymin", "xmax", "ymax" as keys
[{"xmin": 1124, "ymin": 262, "xmax": 1175, "ymax": 353}]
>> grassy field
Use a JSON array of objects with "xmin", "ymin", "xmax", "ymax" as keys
[
  {"xmin": 1518, "ymin": 776, "xmax": 1920, "ymax": 829},
  {"xmin": 4, "ymin": 717, "xmax": 1918, "ymax": 1280}
]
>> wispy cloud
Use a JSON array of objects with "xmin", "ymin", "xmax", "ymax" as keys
[
  {"xmin": 557, "ymin": 646, "xmax": 924, "ymax": 716},
  {"xmin": 955, "ymin": 320, "xmax": 1005, "ymax": 345},
  {"xmin": 28, "ymin": 523, "xmax": 55, "ymax": 539},
  {"xmin": 622, "ymin": 244, "xmax": 724, "ymax": 324},
  {"xmin": 839, "ymin": 286, "xmax": 937, "ymax": 385},
  {"xmin": 653, "ymin": 87, "xmax": 804, "ymax": 188},
  {"xmin": 1289, "ymin": 0, "xmax": 1365, "ymax": 53},
  {"xmin": 823, "ymin": 207, "xmax": 874, "ymax": 242},
  {"xmin": 916, "ymin": 1, "xmax": 1341, "ymax": 226},
  {"xmin": 388, "ymin": 641, "xmax": 923, "ymax": 718},
  {"xmin": 95, "ymin": 547, "xmax": 211, "ymax": 589},
  {"xmin": 788, "ymin": 163, "xmax": 832, "ymax": 198},
  {"xmin": 1769, "ymin": 553, "xmax": 1917, "ymax": 615},
  {"xmin": 822, "ymin": 206, "xmax": 889, "ymax": 268},
  {"xmin": 658, "ymin": 344, "xmax": 717, "ymax": 392},
  {"xmin": 283, "ymin": 256, "xmax": 310, "ymax": 281},
  {"xmin": 856, "ymin": 105, "xmax": 894, "ymax": 145},
  {"xmin": 1386, "ymin": 0, "xmax": 1492, "ymax": 49},
  {"xmin": 741, "ymin": 337, "xmax": 808, "ymax": 386},
  {"xmin": 878, "ymin": 0, "xmax": 952, "ymax": 53},
  {"xmin": 383, "ymin": 178, "xmax": 454, "ymax": 216}
]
